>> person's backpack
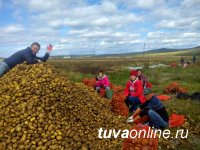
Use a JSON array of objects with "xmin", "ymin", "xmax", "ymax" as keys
[
  {"xmin": 190, "ymin": 92, "xmax": 200, "ymax": 101},
  {"xmin": 176, "ymin": 92, "xmax": 190, "ymax": 99}
]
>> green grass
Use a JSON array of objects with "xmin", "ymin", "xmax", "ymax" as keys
[
  {"xmin": 135, "ymin": 49, "xmax": 200, "ymax": 57},
  {"xmin": 144, "ymin": 64, "xmax": 200, "ymax": 94},
  {"xmin": 49, "ymin": 59, "xmax": 200, "ymax": 95}
]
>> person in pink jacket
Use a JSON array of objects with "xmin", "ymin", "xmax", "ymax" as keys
[{"xmin": 95, "ymin": 70, "xmax": 110, "ymax": 91}]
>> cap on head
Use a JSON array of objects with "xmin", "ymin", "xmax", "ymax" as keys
[
  {"xmin": 130, "ymin": 70, "xmax": 137, "ymax": 77},
  {"xmin": 144, "ymin": 88, "xmax": 152, "ymax": 95}
]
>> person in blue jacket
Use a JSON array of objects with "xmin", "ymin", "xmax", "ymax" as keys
[
  {"xmin": 0, "ymin": 42, "xmax": 53, "ymax": 77},
  {"xmin": 127, "ymin": 91, "xmax": 169, "ymax": 129}
]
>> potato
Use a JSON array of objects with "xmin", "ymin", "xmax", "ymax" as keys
[{"xmin": 0, "ymin": 63, "xmax": 129, "ymax": 149}]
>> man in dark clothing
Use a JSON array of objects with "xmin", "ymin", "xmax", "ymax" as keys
[
  {"xmin": 193, "ymin": 56, "xmax": 197, "ymax": 63},
  {"xmin": 0, "ymin": 42, "xmax": 53, "ymax": 77},
  {"xmin": 127, "ymin": 92, "xmax": 169, "ymax": 129},
  {"xmin": 180, "ymin": 56, "xmax": 184, "ymax": 66}
]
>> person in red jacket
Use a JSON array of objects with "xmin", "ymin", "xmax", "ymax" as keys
[{"xmin": 124, "ymin": 70, "xmax": 146, "ymax": 112}]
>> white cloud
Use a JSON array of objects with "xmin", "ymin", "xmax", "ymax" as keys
[
  {"xmin": 113, "ymin": 0, "xmax": 164, "ymax": 10},
  {"xmin": 0, "ymin": 24, "xmax": 24, "ymax": 34},
  {"xmin": 191, "ymin": 20, "xmax": 200, "ymax": 29},
  {"xmin": 156, "ymin": 17, "xmax": 199, "ymax": 30},
  {"xmin": 181, "ymin": 0, "xmax": 200, "ymax": 7},
  {"xmin": 151, "ymin": 0, "xmax": 200, "ymax": 31},
  {"xmin": 150, "ymin": 6, "xmax": 176, "ymax": 19},
  {"xmin": 80, "ymin": 30, "xmax": 140, "ymax": 39},
  {"xmin": 0, "ymin": 0, "xmax": 200, "ymax": 57},
  {"xmin": 161, "ymin": 39, "xmax": 181, "ymax": 44},
  {"xmin": 29, "ymin": 0, "xmax": 64, "ymax": 11},
  {"xmin": 181, "ymin": 32, "xmax": 200, "ymax": 38},
  {"xmin": 68, "ymin": 29, "xmax": 88, "ymax": 35},
  {"xmin": 100, "ymin": 1, "xmax": 117, "ymax": 13},
  {"xmin": 30, "ymin": 1, "xmax": 142, "ymax": 30},
  {"xmin": 13, "ymin": 0, "xmax": 85, "ymax": 12},
  {"xmin": 90, "ymin": 13, "xmax": 142, "ymax": 27},
  {"xmin": 48, "ymin": 20, "xmax": 64, "ymax": 28},
  {"xmin": 133, "ymin": 0, "xmax": 160, "ymax": 9},
  {"xmin": 146, "ymin": 31, "xmax": 200, "ymax": 49}
]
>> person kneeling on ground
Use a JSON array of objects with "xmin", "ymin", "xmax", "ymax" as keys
[
  {"xmin": 95, "ymin": 70, "xmax": 110, "ymax": 91},
  {"xmin": 137, "ymin": 69, "xmax": 152, "ymax": 94},
  {"xmin": 183, "ymin": 62, "xmax": 190, "ymax": 68},
  {"xmin": 127, "ymin": 91, "xmax": 169, "ymax": 129},
  {"xmin": 0, "ymin": 42, "xmax": 53, "ymax": 77},
  {"xmin": 137, "ymin": 69, "xmax": 147, "ymax": 88},
  {"xmin": 124, "ymin": 70, "xmax": 146, "ymax": 112}
]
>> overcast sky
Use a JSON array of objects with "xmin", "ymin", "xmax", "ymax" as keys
[{"xmin": 0, "ymin": 0, "xmax": 200, "ymax": 57}]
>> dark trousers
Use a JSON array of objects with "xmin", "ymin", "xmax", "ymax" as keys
[
  {"xmin": 148, "ymin": 110, "xmax": 168, "ymax": 129},
  {"xmin": 125, "ymin": 96, "xmax": 141, "ymax": 112}
]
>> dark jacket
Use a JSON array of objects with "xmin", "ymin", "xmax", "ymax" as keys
[
  {"xmin": 139, "ymin": 95, "xmax": 169, "ymax": 122},
  {"xmin": 3, "ymin": 47, "xmax": 49, "ymax": 69}
]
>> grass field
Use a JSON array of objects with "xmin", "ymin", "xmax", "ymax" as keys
[
  {"xmin": 48, "ymin": 56, "xmax": 200, "ymax": 150},
  {"xmin": 135, "ymin": 50, "xmax": 198, "ymax": 57},
  {"xmin": 136, "ymin": 47, "xmax": 200, "ymax": 57}
]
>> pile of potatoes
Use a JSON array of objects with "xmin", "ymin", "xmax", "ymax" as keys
[{"xmin": 0, "ymin": 63, "xmax": 129, "ymax": 150}]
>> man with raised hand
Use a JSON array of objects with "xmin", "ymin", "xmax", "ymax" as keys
[{"xmin": 0, "ymin": 42, "xmax": 53, "ymax": 77}]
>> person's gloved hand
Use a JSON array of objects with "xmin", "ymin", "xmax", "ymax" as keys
[
  {"xmin": 105, "ymin": 86, "xmax": 110, "ymax": 91},
  {"xmin": 128, "ymin": 116, "xmax": 133, "ymax": 120},
  {"xmin": 126, "ymin": 119, "xmax": 134, "ymax": 123},
  {"xmin": 96, "ymin": 87, "xmax": 100, "ymax": 91},
  {"xmin": 47, "ymin": 44, "xmax": 53, "ymax": 53},
  {"xmin": 126, "ymin": 116, "xmax": 134, "ymax": 123}
]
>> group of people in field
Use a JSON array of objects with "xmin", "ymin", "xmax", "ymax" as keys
[
  {"xmin": 95, "ymin": 69, "xmax": 169, "ymax": 129},
  {"xmin": 181, "ymin": 55, "xmax": 197, "ymax": 68},
  {"xmin": 1, "ymin": 42, "xmax": 169, "ymax": 130}
]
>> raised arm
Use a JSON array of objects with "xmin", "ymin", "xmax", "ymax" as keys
[{"xmin": 36, "ymin": 44, "xmax": 53, "ymax": 62}]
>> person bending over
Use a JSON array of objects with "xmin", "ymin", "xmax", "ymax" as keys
[
  {"xmin": 127, "ymin": 91, "xmax": 169, "ymax": 129},
  {"xmin": 0, "ymin": 42, "xmax": 53, "ymax": 77}
]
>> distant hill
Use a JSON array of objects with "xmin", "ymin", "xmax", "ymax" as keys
[
  {"xmin": 138, "ymin": 46, "xmax": 200, "ymax": 57},
  {"xmin": 176, "ymin": 46, "xmax": 200, "ymax": 56},
  {"xmin": 146, "ymin": 48, "xmax": 179, "ymax": 53},
  {"xmin": 146, "ymin": 46, "xmax": 200, "ymax": 54},
  {"xmin": 51, "ymin": 46, "xmax": 200, "ymax": 58}
]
